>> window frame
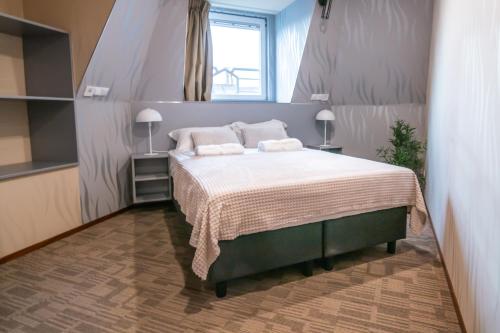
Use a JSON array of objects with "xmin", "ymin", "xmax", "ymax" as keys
[{"xmin": 209, "ymin": 9, "xmax": 271, "ymax": 102}]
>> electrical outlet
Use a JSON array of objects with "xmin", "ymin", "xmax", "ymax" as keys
[{"xmin": 83, "ymin": 86, "xmax": 95, "ymax": 97}]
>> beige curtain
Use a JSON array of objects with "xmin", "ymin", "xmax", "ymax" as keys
[{"xmin": 184, "ymin": 0, "xmax": 213, "ymax": 101}]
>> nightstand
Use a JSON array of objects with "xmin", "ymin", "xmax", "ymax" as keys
[
  {"xmin": 131, "ymin": 153, "xmax": 171, "ymax": 204},
  {"xmin": 306, "ymin": 145, "xmax": 343, "ymax": 154}
]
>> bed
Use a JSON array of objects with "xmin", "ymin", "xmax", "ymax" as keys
[{"xmin": 170, "ymin": 148, "xmax": 427, "ymax": 297}]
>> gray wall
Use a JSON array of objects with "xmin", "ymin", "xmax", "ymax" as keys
[
  {"xmin": 75, "ymin": 0, "xmax": 434, "ymax": 222},
  {"xmin": 275, "ymin": 0, "xmax": 315, "ymax": 103},
  {"xmin": 332, "ymin": 104, "xmax": 426, "ymax": 160},
  {"xmin": 293, "ymin": 0, "xmax": 434, "ymax": 105},
  {"xmin": 75, "ymin": 0, "xmax": 165, "ymax": 222},
  {"xmin": 135, "ymin": 0, "xmax": 188, "ymax": 101},
  {"xmin": 291, "ymin": 0, "xmax": 434, "ymax": 159}
]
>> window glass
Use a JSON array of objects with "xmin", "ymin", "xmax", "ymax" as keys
[{"xmin": 210, "ymin": 11, "xmax": 268, "ymax": 100}]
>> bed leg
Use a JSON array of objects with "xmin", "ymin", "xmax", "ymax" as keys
[
  {"xmin": 215, "ymin": 281, "xmax": 227, "ymax": 298},
  {"xmin": 322, "ymin": 257, "xmax": 334, "ymax": 271},
  {"xmin": 302, "ymin": 261, "xmax": 314, "ymax": 277},
  {"xmin": 387, "ymin": 241, "xmax": 397, "ymax": 254}
]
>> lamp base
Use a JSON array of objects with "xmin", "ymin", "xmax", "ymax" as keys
[{"xmin": 143, "ymin": 152, "xmax": 159, "ymax": 156}]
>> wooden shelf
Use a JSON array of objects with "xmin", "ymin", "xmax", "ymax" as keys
[
  {"xmin": 0, "ymin": 95, "xmax": 74, "ymax": 102},
  {"xmin": 0, "ymin": 12, "xmax": 67, "ymax": 37},
  {"xmin": 132, "ymin": 153, "xmax": 171, "ymax": 204},
  {"xmin": 135, "ymin": 173, "xmax": 169, "ymax": 182},
  {"xmin": 0, "ymin": 161, "xmax": 78, "ymax": 181},
  {"xmin": 134, "ymin": 193, "xmax": 171, "ymax": 204}
]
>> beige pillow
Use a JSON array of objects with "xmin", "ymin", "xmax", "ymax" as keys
[
  {"xmin": 242, "ymin": 126, "xmax": 288, "ymax": 148},
  {"xmin": 230, "ymin": 119, "xmax": 288, "ymax": 143},
  {"xmin": 168, "ymin": 126, "xmax": 234, "ymax": 152},
  {"xmin": 191, "ymin": 128, "xmax": 240, "ymax": 148}
]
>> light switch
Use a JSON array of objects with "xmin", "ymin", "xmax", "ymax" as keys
[
  {"xmin": 95, "ymin": 87, "xmax": 110, "ymax": 96},
  {"xmin": 83, "ymin": 86, "xmax": 95, "ymax": 97},
  {"xmin": 311, "ymin": 93, "xmax": 329, "ymax": 101}
]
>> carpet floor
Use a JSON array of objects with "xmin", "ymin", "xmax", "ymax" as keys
[{"xmin": 0, "ymin": 204, "xmax": 461, "ymax": 332}]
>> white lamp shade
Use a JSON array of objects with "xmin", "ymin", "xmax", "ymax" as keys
[
  {"xmin": 136, "ymin": 108, "xmax": 163, "ymax": 123},
  {"xmin": 316, "ymin": 109, "xmax": 335, "ymax": 121}
]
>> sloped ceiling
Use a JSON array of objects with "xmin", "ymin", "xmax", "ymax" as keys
[{"xmin": 293, "ymin": 0, "xmax": 434, "ymax": 105}]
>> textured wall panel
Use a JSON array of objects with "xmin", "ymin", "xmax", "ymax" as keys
[
  {"xmin": 136, "ymin": 0, "xmax": 188, "ymax": 101},
  {"xmin": 76, "ymin": 0, "xmax": 164, "ymax": 222},
  {"xmin": 332, "ymin": 104, "xmax": 426, "ymax": 160},
  {"xmin": 0, "ymin": 33, "xmax": 26, "ymax": 95},
  {"xmin": 76, "ymin": 0, "xmax": 164, "ymax": 101},
  {"xmin": 293, "ymin": 0, "xmax": 434, "ymax": 105},
  {"xmin": 275, "ymin": 0, "xmax": 315, "ymax": 102},
  {"xmin": 75, "ymin": 100, "xmax": 132, "ymax": 223},
  {"xmin": 0, "ymin": 167, "xmax": 81, "ymax": 257},
  {"xmin": 0, "ymin": 0, "xmax": 23, "ymax": 16},
  {"xmin": 426, "ymin": 0, "xmax": 500, "ymax": 332}
]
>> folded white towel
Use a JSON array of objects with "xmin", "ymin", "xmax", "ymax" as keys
[
  {"xmin": 257, "ymin": 138, "xmax": 304, "ymax": 152},
  {"xmin": 195, "ymin": 143, "xmax": 245, "ymax": 156}
]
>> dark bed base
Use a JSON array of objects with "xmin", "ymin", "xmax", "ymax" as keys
[
  {"xmin": 321, "ymin": 207, "xmax": 407, "ymax": 271},
  {"xmin": 321, "ymin": 240, "xmax": 397, "ymax": 272},
  {"xmin": 209, "ymin": 221, "xmax": 323, "ymax": 298},
  {"xmin": 174, "ymin": 200, "xmax": 407, "ymax": 298}
]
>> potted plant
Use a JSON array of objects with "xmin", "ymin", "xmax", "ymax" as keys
[{"xmin": 377, "ymin": 120, "xmax": 426, "ymax": 187}]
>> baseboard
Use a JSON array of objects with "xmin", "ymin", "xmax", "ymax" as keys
[
  {"xmin": 425, "ymin": 203, "xmax": 467, "ymax": 333},
  {"xmin": 0, "ymin": 206, "xmax": 130, "ymax": 264}
]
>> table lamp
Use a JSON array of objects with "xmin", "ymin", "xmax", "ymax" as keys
[
  {"xmin": 136, "ymin": 108, "xmax": 163, "ymax": 156},
  {"xmin": 316, "ymin": 109, "xmax": 335, "ymax": 147}
]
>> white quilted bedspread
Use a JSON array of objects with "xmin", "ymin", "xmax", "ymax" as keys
[{"xmin": 170, "ymin": 149, "xmax": 427, "ymax": 280}]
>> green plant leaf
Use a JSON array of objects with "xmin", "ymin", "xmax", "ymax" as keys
[{"xmin": 376, "ymin": 119, "xmax": 426, "ymax": 188}]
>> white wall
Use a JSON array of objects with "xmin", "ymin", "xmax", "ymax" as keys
[{"xmin": 426, "ymin": 0, "xmax": 500, "ymax": 332}]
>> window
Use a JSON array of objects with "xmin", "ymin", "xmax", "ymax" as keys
[{"xmin": 210, "ymin": 10, "xmax": 269, "ymax": 101}]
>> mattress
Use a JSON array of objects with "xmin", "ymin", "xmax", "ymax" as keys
[{"xmin": 170, "ymin": 149, "xmax": 427, "ymax": 280}]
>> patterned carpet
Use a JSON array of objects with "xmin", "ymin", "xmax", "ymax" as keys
[{"xmin": 0, "ymin": 204, "xmax": 461, "ymax": 332}]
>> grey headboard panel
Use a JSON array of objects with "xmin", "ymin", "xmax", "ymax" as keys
[{"xmin": 131, "ymin": 102, "xmax": 326, "ymax": 152}]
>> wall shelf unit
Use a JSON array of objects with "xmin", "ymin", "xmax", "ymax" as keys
[
  {"xmin": 0, "ymin": 95, "xmax": 74, "ymax": 102},
  {"xmin": 0, "ymin": 12, "xmax": 68, "ymax": 36},
  {"xmin": 0, "ymin": 13, "xmax": 78, "ymax": 181},
  {"xmin": 0, "ymin": 161, "xmax": 78, "ymax": 181}
]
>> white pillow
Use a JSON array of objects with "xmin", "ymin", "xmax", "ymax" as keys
[
  {"xmin": 169, "ymin": 126, "xmax": 235, "ymax": 152},
  {"xmin": 230, "ymin": 119, "xmax": 288, "ymax": 143},
  {"xmin": 242, "ymin": 126, "xmax": 288, "ymax": 148}
]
